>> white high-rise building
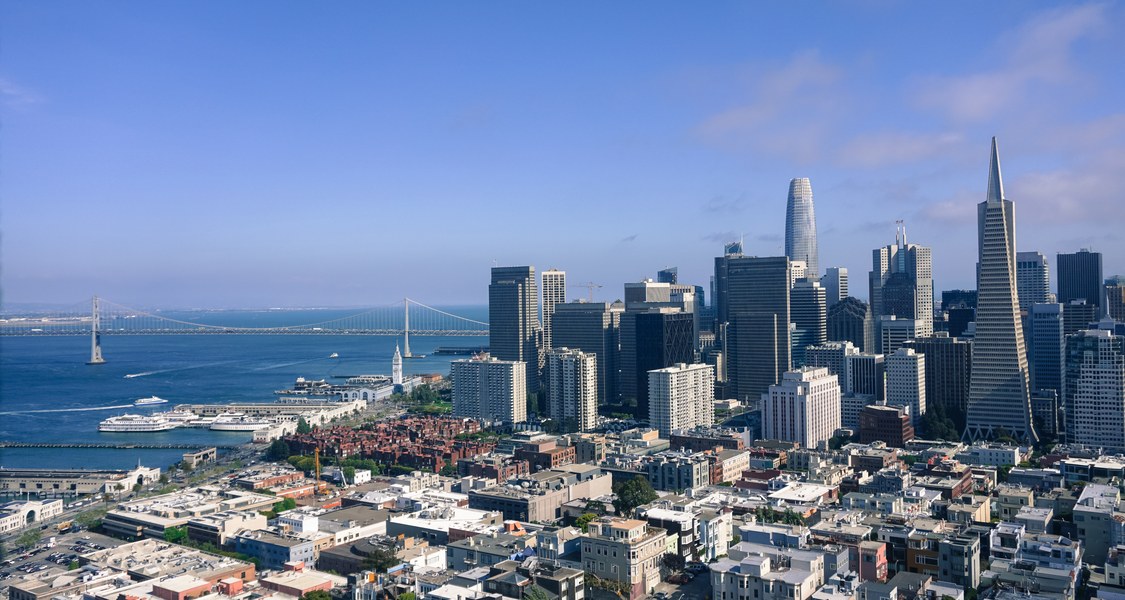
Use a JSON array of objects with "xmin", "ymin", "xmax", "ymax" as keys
[
  {"xmin": 1066, "ymin": 323, "xmax": 1125, "ymax": 451},
  {"xmin": 879, "ymin": 316, "xmax": 922, "ymax": 355},
  {"xmin": 886, "ymin": 347, "xmax": 926, "ymax": 426},
  {"xmin": 762, "ymin": 367, "xmax": 841, "ymax": 448},
  {"xmin": 545, "ymin": 348, "xmax": 598, "ymax": 433},
  {"xmin": 785, "ymin": 177, "xmax": 819, "ymax": 277},
  {"xmin": 1016, "ymin": 252, "xmax": 1051, "ymax": 310},
  {"xmin": 541, "ymin": 269, "xmax": 567, "ymax": 352},
  {"xmin": 451, "ymin": 354, "xmax": 527, "ymax": 425},
  {"xmin": 805, "ymin": 341, "xmax": 859, "ymax": 384},
  {"xmin": 648, "ymin": 363, "xmax": 715, "ymax": 437},
  {"xmin": 869, "ymin": 222, "xmax": 933, "ymax": 350},
  {"xmin": 392, "ymin": 343, "xmax": 403, "ymax": 386}
]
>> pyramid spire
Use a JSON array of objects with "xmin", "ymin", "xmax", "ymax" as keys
[{"xmin": 987, "ymin": 136, "xmax": 1005, "ymax": 202}]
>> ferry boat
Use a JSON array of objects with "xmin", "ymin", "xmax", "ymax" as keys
[
  {"xmin": 329, "ymin": 352, "xmax": 339, "ymax": 359},
  {"xmin": 209, "ymin": 413, "xmax": 273, "ymax": 432},
  {"xmin": 134, "ymin": 396, "xmax": 168, "ymax": 406},
  {"xmin": 98, "ymin": 414, "xmax": 179, "ymax": 432}
]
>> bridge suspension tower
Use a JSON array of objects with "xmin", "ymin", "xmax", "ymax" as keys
[{"xmin": 86, "ymin": 296, "xmax": 105, "ymax": 365}]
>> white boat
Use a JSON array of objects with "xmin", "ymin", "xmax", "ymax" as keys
[
  {"xmin": 99, "ymin": 414, "xmax": 179, "ymax": 432},
  {"xmin": 329, "ymin": 352, "xmax": 339, "ymax": 358},
  {"xmin": 152, "ymin": 409, "xmax": 199, "ymax": 424},
  {"xmin": 209, "ymin": 412, "xmax": 273, "ymax": 432},
  {"xmin": 134, "ymin": 396, "xmax": 168, "ymax": 406}
]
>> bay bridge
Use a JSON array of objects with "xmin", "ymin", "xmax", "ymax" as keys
[{"xmin": 0, "ymin": 296, "xmax": 489, "ymax": 364}]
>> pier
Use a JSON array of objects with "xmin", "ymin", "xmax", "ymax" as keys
[{"xmin": 0, "ymin": 441, "xmax": 243, "ymax": 450}]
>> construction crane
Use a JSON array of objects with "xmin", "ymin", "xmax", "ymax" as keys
[{"xmin": 570, "ymin": 282, "xmax": 603, "ymax": 302}]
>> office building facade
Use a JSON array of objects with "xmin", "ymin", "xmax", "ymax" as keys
[
  {"xmin": 545, "ymin": 348, "xmax": 598, "ymax": 433},
  {"xmin": 551, "ymin": 301, "xmax": 623, "ymax": 404},
  {"xmin": 965, "ymin": 138, "xmax": 1037, "ymax": 442},
  {"xmin": 886, "ymin": 348, "xmax": 926, "ymax": 426},
  {"xmin": 1016, "ymin": 252, "xmax": 1051, "ymax": 309},
  {"xmin": 490, "ymin": 266, "xmax": 541, "ymax": 394},
  {"xmin": 762, "ymin": 367, "xmax": 841, "ymax": 449},
  {"xmin": 1065, "ymin": 324, "xmax": 1125, "ymax": 450},
  {"xmin": 903, "ymin": 334, "xmax": 972, "ymax": 426},
  {"xmin": 791, "ymin": 280, "xmax": 827, "ymax": 368},
  {"xmin": 724, "ymin": 256, "xmax": 792, "ymax": 401},
  {"xmin": 619, "ymin": 309, "xmax": 694, "ymax": 419},
  {"xmin": 1030, "ymin": 303, "xmax": 1065, "ymax": 398},
  {"xmin": 451, "ymin": 355, "xmax": 527, "ymax": 425},
  {"xmin": 541, "ymin": 269, "xmax": 567, "ymax": 354},
  {"xmin": 648, "ymin": 363, "xmax": 715, "ymax": 437},
  {"xmin": 869, "ymin": 223, "xmax": 934, "ymax": 349},
  {"xmin": 785, "ymin": 177, "xmax": 819, "ymax": 277},
  {"xmin": 828, "ymin": 297, "xmax": 874, "ymax": 352},
  {"xmin": 821, "ymin": 267, "xmax": 849, "ymax": 309},
  {"xmin": 1058, "ymin": 249, "xmax": 1104, "ymax": 314}
]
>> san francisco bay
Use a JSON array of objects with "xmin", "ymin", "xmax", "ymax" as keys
[{"xmin": 0, "ymin": 307, "xmax": 487, "ymax": 472}]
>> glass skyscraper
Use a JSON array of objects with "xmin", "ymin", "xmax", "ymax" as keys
[{"xmin": 785, "ymin": 178, "xmax": 819, "ymax": 278}]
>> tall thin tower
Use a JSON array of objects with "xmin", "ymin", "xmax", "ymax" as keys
[
  {"xmin": 541, "ymin": 269, "xmax": 566, "ymax": 352},
  {"xmin": 964, "ymin": 138, "xmax": 1038, "ymax": 442},
  {"xmin": 490, "ymin": 266, "xmax": 541, "ymax": 394},
  {"xmin": 785, "ymin": 178, "xmax": 819, "ymax": 278}
]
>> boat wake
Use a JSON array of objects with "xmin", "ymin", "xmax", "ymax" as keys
[
  {"xmin": 0, "ymin": 404, "xmax": 135, "ymax": 416},
  {"xmin": 124, "ymin": 360, "xmax": 241, "ymax": 379}
]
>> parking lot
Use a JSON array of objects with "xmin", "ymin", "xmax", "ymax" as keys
[
  {"xmin": 0, "ymin": 529, "xmax": 126, "ymax": 596},
  {"xmin": 653, "ymin": 564, "xmax": 711, "ymax": 600}
]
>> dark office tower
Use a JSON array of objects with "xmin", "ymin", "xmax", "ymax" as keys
[
  {"xmin": 904, "ymin": 334, "xmax": 972, "ymax": 430},
  {"xmin": 1063, "ymin": 300, "xmax": 1097, "ymax": 336},
  {"xmin": 1030, "ymin": 389, "xmax": 1059, "ymax": 439},
  {"xmin": 490, "ymin": 266, "xmax": 541, "ymax": 394},
  {"xmin": 657, "ymin": 267, "xmax": 678, "ymax": 285},
  {"xmin": 1058, "ymin": 249, "xmax": 1104, "ymax": 314},
  {"xmin": 827, "ymin": 297, "xmax": 874, "ymax": 353},
  {"xmin": 1108, "ymin": 276, "xmax": 1125, "ymax": 322},
  {"xmin": 941, "ymin": 290, "xmax": 978, "ymax": 311},
  {"xmin": 785, "ymin": 178, "xmax": 819, "ymax": 277},
  {"xmin": 846, "ymin": 353, "xmax": 885, "ymax": 401},
  {"xmin": 964, "ymin": 138, "xmax": 1037, "ymax": 443},
  {"xmin": 791, "ymin": 280, "xmax": 827, "ymax": 367},
  {"xmin": 551, "ymin": 301, "xmax": 623, "ymax": 404},
  {"xmin": 821, "ymin": 267, "xmax": 848, "ymax": 310},
  {"xmin": 713, "ymin": 242, "xmax": 745, "ymax": 329},
  {"xmin": 1029, "ymin": 303, "xmax": 1064, "ymax": 397},
  {"xmin": 1016, "ymin": 252, "xmax": 1051, "ymax": 310},
  {"xmin": 869, "ymin": 222, "xmax": 934, "ymax": 350},
  {"xmin": 725, "ymin": 256, "xmax": 792, "ymax": 401},
  {"xmin": 618, "ymin": 309, "xmax": 694, "ymax": 419}
]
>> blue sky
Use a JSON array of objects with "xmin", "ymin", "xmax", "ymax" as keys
[{"xmin": 2, "ymin": 2, "xmax": 1123, "ymax": 308}]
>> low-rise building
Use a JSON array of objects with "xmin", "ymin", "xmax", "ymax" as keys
[
  {"xmin": 938, "ymin": 534, "xmax": 980, "ymax": 589},
  {"xmin": 233, "ymin": 529, "xmax": 317, "ymax": 571},
  {"xmin": 447, "ymin": 532, "xmax": 536, "ymax": 571},
  {"xmin": 482, "ymin": 558, "xmax": 585, "ymax": 600},
  {"xmin": 0, "ymin": 499, "xmax": 64, "ymax": 534},
  {"xmin": 186, "ymin": 510, "xmax": 268, "ymax": 547},
  {"xmin": 80, "ymin": 539, "xmax": 256, "ymax": 584},
  {"xmin": 102, "ymin": 487, "xmax": 277, "ymax": 539},
  {"xmin": 581, "ymin": 518, "xmax": 666, "ymax": 600},
  {"xmin": 712, "ymin": 542, "xmax": 826, "ymax": 600}
]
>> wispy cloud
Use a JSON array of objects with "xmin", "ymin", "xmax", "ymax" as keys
[
  {"xmin": 701, "ymin": 193, "xmax": 747, "ymax": 214},
  {"xmin": 911, "ymin": 3, "xmax": 1108, "ymax": 122},
  {"xmin": 620, "ymin": 234, "xmax": 638, "ymax": 243},
  {"xmin": 836, "ymin": 131, "xmax": 965, "ymax": 168},
  {"xmin": 701, "ymin": 231, "xmax": 741, "ymax": 243},
  {"xmin": 0, "ymin": 77, "xmax": 43, "ymax": 107},
  {"xmin": 694, "ymin": 50, "xmax": 845, "ymax": 163}
]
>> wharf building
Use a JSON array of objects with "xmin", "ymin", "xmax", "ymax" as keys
[
  {"xmin": 0, "ymin": 465, "xmax": 161, "ymax": 498},
  {"xmin": 719, "ymin": 254, "xmax": 793, "ymax": 401},
  {"xmin": 551, "ymin": 300, "xmax": 623, "ymax": 404},
  {"xmin": 490, "ymin": 265, "xmax": 541, "ymax": 394},
  {"xmin": 965, "ymin": 138, "xmax": 1038, "ymax": 442},
  {"xmin": 869, "ymin": 222, "xmax": 934, "ymax": 351},
  {"xmin": 762, "ymin": 367, "xmax": 841, "ymax": 449},
  {"xmin": 1058, "ymin": 249, "xmax": 1104, "ymax": 315},
  {"xmin": 544, "ymin": 348, "xmax": 598, "ymax": 433},
  {"xmin": 451, "ymin": 354, "xmax": 527, "ymax": 425},
  {"xmin": 903, "ymin": 333, "xmax": 971, "ymax": 425},
  {"xmin": 0, "ymin": 499, "xmax": 63, "ymax": 535},
  {"xmin": 647, "ymin": 363, "xmax": 715, "ymax": 438},
  {"xmin": 827, "ymin": 297, "xmax": 874, "ymax": 353},
  {"xmin": 617, "ymin": 308, "xmax": 694, "ymax": 420},
  {"xmin": 785, "ymin": 177, "xmax": 819, "ymax": 277}
]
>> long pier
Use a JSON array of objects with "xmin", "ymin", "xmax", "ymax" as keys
[{"xmin": 0, "ymin": 441, "xmax": 243, "ymax": 450}]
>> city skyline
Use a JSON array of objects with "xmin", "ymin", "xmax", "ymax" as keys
[{"xmin": 3, "ymin": 2, "xmax": 1124, "ymax": 308}]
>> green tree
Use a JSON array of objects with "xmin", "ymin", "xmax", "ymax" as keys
[
  {"xmin": 525, "ymin": 584, "xmax": 550, "ymax": 600},
  {"xmin": 15, "ymin": 529, "xmax": 41, "ymax": 550},
  {"xmin": 612, "ymin": 476, "xmax": 658, "ymax": 517},
  {"xmin": 266, "ymin": 439, "xmax": 291, "ymax": 461},
  {"xmin": 273, "ymin": 497, "xmax": 297, "ymax": 513},
  {"xmin": 68, "ymin": 560, "xmax": 80, "ymax": 570},
  {"xmin": 440, "ymin": 464, "xmax": 458, "ymax": 477},
  {"xmin": 296, "ymin": 418, "xmax": 313, "ymax": 434},
  {"xmin": 400, "ymin": 593, "xmax": 417, "ymax": 600},
  {"xmin": 574, "ymin": 513, "xmax": 599, "ymax": 532},
  {"xmin": 164, "ymin": 526, "xmax": 188, "ymax": 544},
  {"xmin": 159, "ymin": 473, "xmax": 169, "ymax": 484},
  {"xmin": 301, "ymin": 591, "xmax": 332, "ymax": 600},
  {"xmin": 584, "ymin": 499, "xmax": 606, "ymax": 514},
  {"xmin": 363, "ymin": 545, "xmax": 400, "ymax": 572},
  {"xmin": 342, "ymin": 466, "xmax": 357, "ymax": 483}
]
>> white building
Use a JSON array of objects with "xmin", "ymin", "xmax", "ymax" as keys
[
  {"xmin": 541, "ymin": 269, "xmax": 567, "ymax": 353},
  {"xmin": 451, "ymin": 354, "xmax": 527, "ymax": 425},
  {"xmin": 886, "ymin": 347, "xmax": 926, "ymax": 426},
  {"xmin": 0, "ymin": 499, "xmax": 64, "ymax": 534},
  {"xmin": 545, "ymin": 348, "xmax": 598, "ymax": 433},
  {"xmin": 648, "ymin": 363, "xmax": 715, "ymax": 437},
  {"xmin": 1069, "ymin": 327, "xmax": 1125, "ymax": 452},
  {"xmin": 712, "ymin": 542, "xmax": 826, "ymax": 600},
  {"xmin": 878, "ymin": 316, "xmax": 922, "ymax": 355},
  {"xmin": 762, "ymin": 367, "xmax": 841, "ymax": 449}
]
